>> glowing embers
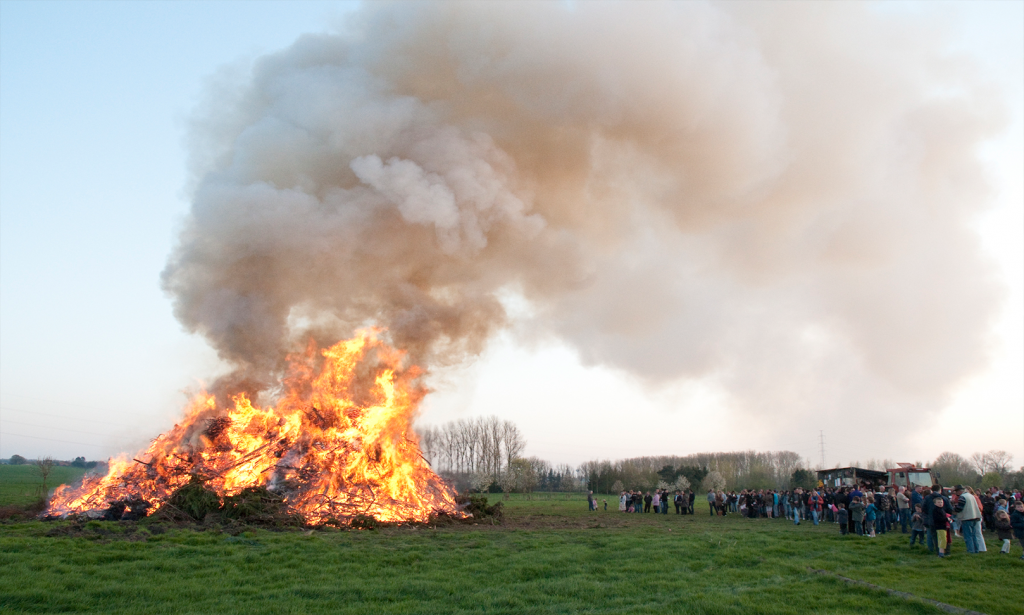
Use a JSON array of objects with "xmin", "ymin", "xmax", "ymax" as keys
[{"xmin": 46, "ymin": 331, "xmax": 457, "ymax": 525}]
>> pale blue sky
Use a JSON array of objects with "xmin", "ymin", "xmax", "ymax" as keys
[
  {"xmin": 1, "ymin": 1, "xmax": 357, "ymax": 458},
  {"xmin": 1, "ymin": 1, "xmax": 1021, "ymax": 468}
]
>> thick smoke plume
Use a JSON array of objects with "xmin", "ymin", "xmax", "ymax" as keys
[{"xmin": 163, "ymin": 2, "xmax": 1004, "ymax": 430}]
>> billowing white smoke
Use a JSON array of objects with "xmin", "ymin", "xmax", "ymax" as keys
[{"xmin": 163, "ymin": 2, "xmax": 1004, "ymax": 430}]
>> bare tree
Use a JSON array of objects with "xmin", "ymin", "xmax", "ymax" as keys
[
  {"xmin": 415, "ymin": 416, "xmax": 528, "ymax": 485},
  {"xmin": 982, "ymin": 450, "xmax": 1014, "ymax": 476},
  {"xmin": 501, "ymin": 421, "xmax": 526, "ymax": 473},
  {"xmin": 969, "ymin": 452, "xmax": 988, "ymax": 477},
  {"xmin": 34, "ymin": 456, "xmax": 56, "ymax": 495},
  {"xmin": 932, "ymin": 452, "xmax": 977, "ymax": 485}
]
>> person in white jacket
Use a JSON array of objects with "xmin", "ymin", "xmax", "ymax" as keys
[{"xmin": 954, "ymin": 485, "xmax": 985, "ymax": 554}]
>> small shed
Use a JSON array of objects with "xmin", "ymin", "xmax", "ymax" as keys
[{"xmin": 816, "ymin": 467, "xmax": 888, "ymax": 489}]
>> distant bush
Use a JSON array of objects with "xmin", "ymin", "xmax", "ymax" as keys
[{"xmin": 457, "ymin": 494, "xmax": 503, "ymax": 520}]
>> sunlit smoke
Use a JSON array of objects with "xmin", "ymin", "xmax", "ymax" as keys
[{"xmin": 162, "ymin": 1, "xmax": 1005, "ymax": 433}]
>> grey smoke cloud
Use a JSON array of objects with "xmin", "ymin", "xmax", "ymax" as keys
[{"xmin": 163, "ymin": 1, "xmax": 1004, "ymax": 429}]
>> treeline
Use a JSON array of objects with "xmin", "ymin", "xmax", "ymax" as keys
[
  {"xmin": 418, "ymin": 419, "xmax": 815, "ymax": 494},
  {"xmin": 417, "ymin": 417, "xmax": 582, "ymax": 494},
  {"xmin": 4, "ymin": 455, "xmax": 101, "ymax": 469},
  {"xmin": 927, "ymin": 450, "xmax": 1022, "ymax": 490},
  {"xmin": 578, "ymin": 451, "xmax": 806, "ymax": 493},
  {"xmin": 418, "ymin": 416, "xmax": 526, "ymax": 478}
]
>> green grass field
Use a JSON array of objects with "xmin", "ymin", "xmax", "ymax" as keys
[
  {"xmin": 1, "ymin": 480, "xmax": 1021, "ymax": 614},
  {"xmin": 0, "ymin": 465, "xmax": 88, "ymax": 507}
]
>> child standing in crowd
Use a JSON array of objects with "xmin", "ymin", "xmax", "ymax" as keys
[
  {"xmin": 849, "ymin": 497, "xmax": 865, "ymax": 536},
  {"xmin": 994, "ymin": 510, "xmax": 1013, "ymax": 554},
  {"xmin": 836, "ymin": 503, "xmax": 848, "ymax": 535},
  {"xmin": 910, "ymin": 504, "xmax": 925, "ymax": 546},
  {"xmin": 932, "ymin": 496, "xmax": 951, "ymax": 558},
  {"xmin": 864, "ymin": 495, "xmax": 878, "ymax": 538}
]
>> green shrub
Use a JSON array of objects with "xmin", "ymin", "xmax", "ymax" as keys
[{"xmin": 166, "ymin": 476, "xmax": 221, "ymax": 521}]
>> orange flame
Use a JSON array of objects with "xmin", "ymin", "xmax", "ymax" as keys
[{"xmin": 46, "ymin": 331, "xmax": 457, "ymax": 524}]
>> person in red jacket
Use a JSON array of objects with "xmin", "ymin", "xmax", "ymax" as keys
[{"xmin": 808, "ymin": 490, "xmax": 824, "ymax": 526}]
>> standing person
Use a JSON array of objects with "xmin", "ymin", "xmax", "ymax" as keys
[
  {"xmin": 932, "ymin": 495, "xmax": 951, "ymax": 557},
  {"xmin": 954, "ymin": 485, "xmax": 983, "ymax": 554},
  {"xmin": 875, "ymin": 489, "xmax": 890, "ymax": 534},
  {"xmin": 619, "ymin": 491, "xmax": 627, "ymax": 512},
  {"xmin": 911, "ymin": 485, "xmax": 924, "ymax": 512},
  {"xmin": 808, "ymin": 490, "xmax": 823, "ymax": 526},
  {"xmin": 849, "ymin": 484, "xmax": 864, "ymax": 509},
  {"xmin": 674, "ymin": 491, "xmax": 683, "ymax": 515},
  {"xmin": 994, "ymin": 510, "xmax": 1013, "ymax": 554},
  {"xmin": 1010, "ymin": 501, "xmax": 1024, "ymax": 559},
  {"xmin": 897, "ymin": 487, "xmax": 911, "ymax": 533},
  {"xmin": 849, "ymin": 496, "xmax": 865, "ymax": 536},
  {"xmin": 864, "ymin": 495, "xmax": 878, "ymax": 537},
  {"xmin": 981, "ymin": 490, "xmax": 996, "ymax": 531},
  {"xmin": 790, "ymin": 488, "xmax": 803, "ymax": 525},
  {"xmin": 588, "ymin": 491, "xmax": 597, "ymax": 511},
  {"xmin": 836, "ymin": 503, "xmax": 849, "ymax": 535},
  {"xmin": 887, "ymin": 488, "xmax": 899, "ymax": 532},
  {"xmin": 651, "ymin": 491, "xmax": 660, "ymax": 514},
  {"xmin": 909, "ymin": 504, "xmax": 926, "ymax": 546},
  {"xmin": 661, "ymin": 490, "xmax": 669, "ymax": 515},
  {"xmin": 923, "ymin": 485, "xmax": 953, "ymax": 554},
  {"xmin": 688, "ymin": 489, "xmax": 696, "ymax": 515},
  {"xmin": 707, "ymin": 490, "xmax": 716, "ymax": 516},
  {"xmin": 644, "ymin": 491, "xmax": 652, "ymax": 513}
]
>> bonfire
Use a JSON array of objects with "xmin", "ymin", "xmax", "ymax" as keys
[{"xmin": 45, "ymin": 330, "xmax": 458, "ymax": 525}]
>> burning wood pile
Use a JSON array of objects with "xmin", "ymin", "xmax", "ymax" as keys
[{"xmin": 45, "ymin": 331, "xmax": 459, "ymax": 526}]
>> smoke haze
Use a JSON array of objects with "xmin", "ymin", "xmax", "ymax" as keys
[{"xmin": 162, "ymin": 1, "xmax": 1005, "ymax": 432}]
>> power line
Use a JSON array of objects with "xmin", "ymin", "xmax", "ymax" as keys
[
  {"xmin": 0, "ymin": 431, "xmax": 110, "ymax": 448},
  {"xmin": 0, "ymin": 392, "xmax": 133, "ymax": 413},
  {"xmin": 0, "ymin": 405, "xmax": 146, "ymax": 429},
  {"xmin": 0, "ymin": 419, "xmax": 113, "ymax": 439}
]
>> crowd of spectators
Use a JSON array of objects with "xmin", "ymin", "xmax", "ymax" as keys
[{"xmin": 611, "ymin": 483, "xmax": 1024, "ymax": 558}]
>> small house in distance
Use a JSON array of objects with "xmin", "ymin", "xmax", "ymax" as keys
[{"xmin": 817, "ymin": 467, "xmax": 888, "ymax": 489}]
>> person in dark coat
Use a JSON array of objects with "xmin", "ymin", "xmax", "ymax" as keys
[
  {"xmin": 1011, "ymin": 501, "xmax": 1024, "ymax": 559},
  {"xmin": 923, "ymin": 485, "xmax": 954, "ymax": 554},
  {"xmin": 994, "ymin": 510, "xmax": 1013, "ymax": 553},
  {"xmin": 931, "ymin": 496, "xmax": 951, "ymax": 557}
]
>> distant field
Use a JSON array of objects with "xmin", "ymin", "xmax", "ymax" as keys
[
  {"xmin": 1, "ymin": 491, "xmax": 1021, "ymax": 615},
  {"xmin": 0, "ymin": 465, "xmax": 88, "ymax": 507}
]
